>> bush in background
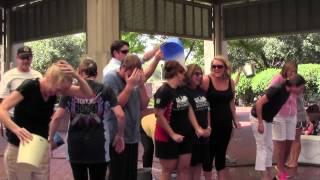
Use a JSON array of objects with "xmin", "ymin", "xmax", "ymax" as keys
[
  {"xmin": 232, "ymin": 73, "xmax": 254, "ymax": 105},
  {"xmin": 251, "ymin": 68, "xmax": 280, "ymax": 96},
  {"xmin": 298, "ymin": 64, "xmax": 320, "ymax": 103}
]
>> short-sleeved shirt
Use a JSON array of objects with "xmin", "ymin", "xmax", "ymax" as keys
[
  {"xmin": 102, "ymin": 58, "xmax": 121, "ymax": 76},
  {"xmin": 0, "ymin": 68, "xmax": 42, "ymax": 116},
  {"xmin": 251, "ymin": 83, "xmax": 290, "ymax": 122},
  {"xmin": 184, "ymin": 87, "xmax": 210, "ymax": 143},
  {"xmin": 154, "ymin": 83, "xmax": 191, "ymax": 142},
  {"xmin": 6, "ymin": 79, "xmax": 56, "ymax": 146},
  {"xmin": 59, "ymin": 80, "xmax": 118, "ymax": 163},
  {"xmin": 103, "ymin": 70, "xmax": 141, "ymax": 144},
  {"xmin": 184, "ymin": 87, "xmax": 209, "ymax": 129}
]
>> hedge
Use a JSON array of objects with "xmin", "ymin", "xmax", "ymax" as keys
[{"xmin": 251, "ymin": 68, "xmax": 280, "ymax": 96}]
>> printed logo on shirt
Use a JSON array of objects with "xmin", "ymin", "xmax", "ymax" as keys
[
  {"xmin": 175, "ymin": 96, "xmax": 189, "ymax": 110},
  {"xmin": 194, "ymin": 96, "xmax": 209, "ymax": 111},
  {"xmin": 70, "ymin": 93, "xmax": 105, "ymax": 127}
]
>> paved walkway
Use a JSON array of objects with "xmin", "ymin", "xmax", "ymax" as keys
[{"xmin": 0, "ymin": 107, "xmax": 319, "ymax": 180}]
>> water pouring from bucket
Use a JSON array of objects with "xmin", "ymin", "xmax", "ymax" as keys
[
  {"xmin": 17, "ymin": 133, "xmax": 49, "ymax": 170},
  {"xmin": 160, "ymin": 37, "xmax": 185, "ymax": 68}
]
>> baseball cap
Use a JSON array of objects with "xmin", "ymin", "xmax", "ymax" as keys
[{"xmin": 17, "ymin": 46, "xmax": 33, "ymax": 58}]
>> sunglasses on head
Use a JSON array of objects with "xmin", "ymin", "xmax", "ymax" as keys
[
  {"xmin": 120, "ymin": 49, "xmax": 129, "ymax": 54},
  {"xmin": 211, "ymin": 64, "xmax": 224, "ymax": 69},
  {"xmin": 193, "ymin": 72, "xmax": 203, "ymax": 77}
]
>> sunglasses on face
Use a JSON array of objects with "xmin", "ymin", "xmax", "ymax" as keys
[
  {"xmin": 18, "ymin": 54, "xmax": 32, "ymax": 61},
  {"xmin": 193, "ymin": 72, "xmax": 203, "ymax": 77},
  {"xmin": 119, "ymin": 49, "xmax": 129, "ymax": 54},
  {"xmin": 211, "ymin": 64, "xmax": 224, "ymax": 69}
]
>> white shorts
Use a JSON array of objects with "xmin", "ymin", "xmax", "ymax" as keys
[{"xmin": 272, "ymin": 116, "xmax": 297, "ymax": 141}]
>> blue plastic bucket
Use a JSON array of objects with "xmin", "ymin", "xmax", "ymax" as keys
[{"xmin": 160, "ymin": 37, "xmax": 184, "ymax": 60}]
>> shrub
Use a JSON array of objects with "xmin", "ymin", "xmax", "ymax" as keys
[
  {"xmin": 251, "ymin": 68, "xmax": 280, "ymax": 96},
  {"xmin": 298, "ymin": 64, "xmax": 320, "ymax": 102},
  {"xmin": 232, "ymin": 73, "xmax": 254, "ymax": 105}
]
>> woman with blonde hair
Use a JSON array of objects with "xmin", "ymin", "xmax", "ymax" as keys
[
  {"xmin": 201, "ymin": 55, "xmax": 240, "ymax": 180},
  {"xmin": 0, "ymin": 59, "xmax": 93, "ymax": 180}
]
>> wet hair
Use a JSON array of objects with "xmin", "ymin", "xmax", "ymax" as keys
[
  {"xmin": 212, "ymin": 55, "xmax": 232, "ymax": 78},
  {"xmin": 44, "ymin": 59, "xmax": 73, "ymax": 85},
  {"xmin": 285, "ymin": 74, "xmax": 306, "ymax": 87},
  {"xmin": 163, "ymin": 61, "xmax": 185, "ymax": 80},
  {"xmin": 120, "ymin": 54, "xmax": 142, "ymax": 70},
  {"xmin": 110, "ymin": 40, "xmax": 129, "ymax": 57},
  {"xmin": 78, "ymin": 57, "xmax": 97, "ymax": 77},
  {"xmin": 185, "ymin": 64, "xmax": 202, "ymax": 85},
  {"xmin": 280, "ymin": 61, "xmax": 297, "ymax": 79}
]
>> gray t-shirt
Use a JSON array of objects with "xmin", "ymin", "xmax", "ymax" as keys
[{"xmin": 103, "ymin": 70, "xmax": 141, "ymax": 144}]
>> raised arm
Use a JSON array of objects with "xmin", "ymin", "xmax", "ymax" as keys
[
  {"xmin": 143, "ymin": 50, "xmax": 163, "ymax": 81},
  {"xmin": 58, "ymin": 61, "xmax": 93, "ymax": 98}
]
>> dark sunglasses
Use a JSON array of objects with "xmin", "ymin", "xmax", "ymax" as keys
[
  {"xmin": 18, "ymin": 54, "xmax": 32, "ymax": 61},
  {"xmin": 120, "ymin": 49, "xmax": 129, "ymax": 54},
  {"xmin": 211, "ymin": 64, "xmax": 224, "ymax": 69},
  {"xmin": 193, "ymin": 72, "xmax": 203, "ymax": 77}
]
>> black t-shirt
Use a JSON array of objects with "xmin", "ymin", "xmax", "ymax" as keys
[
  {"xmin": 7, "ymin": 79, "xmax": 56, "ymax": 146},
  {"xmin": 184, "ymin": 87, "xmax": 210, "ymax": 143},
  {"xmin": 184, "ymin": 87, "xmax": 209, "ymax": 129},
  {"xmin": 59, "ymin": 80, "xmax": 118, "ymax": 163},
  {"xmin": 251, "ymin": 83, "xmax": 290, "ymax": 122},
  {"xmin": 154, "ymin": 83, "xmax": 191, "ymax": 142}
]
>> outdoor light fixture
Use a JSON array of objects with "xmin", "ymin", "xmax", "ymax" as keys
[{"xmin": 243, "ymin": 63, "xmax": 255, "ymax": 77}]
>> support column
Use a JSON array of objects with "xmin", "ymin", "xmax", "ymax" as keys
[
  {"xmin": 86, "ymin": 0, "xmax": 120, "ymax": 81},
  {"xmin": 214, "ymin": 3, "xmax": 222, "ymax": 56}
]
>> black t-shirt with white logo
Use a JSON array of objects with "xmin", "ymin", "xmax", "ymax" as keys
[
  {"xmin": 59, "ymin": 80, "xmax": 118, "ymax": 163},
  {"xmin": 184, "ymin": 86, "xmax": 210, "ymax": 143},
  {"xmin": 154, "ymin": 83, "xmax": 191, "ymax": 142},
  {"xmin": 251, "ymin": 83, "xmax": 290, "ymax": 122},
  {"xmin": 184, "ymin": 87, "xmax": 209, "ymax": 129},
  {"xmin": 7, "ymin": 79, "xmax": 56, "ymax": 146}
]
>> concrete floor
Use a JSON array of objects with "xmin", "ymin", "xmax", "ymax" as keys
[{"xmin": 1, "ymin": 107, "xmax": 320, "ymax": 180}]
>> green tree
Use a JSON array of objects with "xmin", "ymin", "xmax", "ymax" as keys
[
  {"xmin": 121, "ymin": 32, "xmax": 147, "ymax": 53},
  {"xmin": 26, "ymin": 33, "xmax": 86, "ymax": 73},
  {"xmin": 227, "ymin": 33, "xmax": 320, "ymax": 71}
]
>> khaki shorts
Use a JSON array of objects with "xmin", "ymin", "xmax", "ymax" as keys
[
  {"xmin": 4, "ymin": 143, "xmax": 49, "ymax": 180},
  {"xmin": 272, "ymin": 116, "xmax": 297, "ymax": 141}
]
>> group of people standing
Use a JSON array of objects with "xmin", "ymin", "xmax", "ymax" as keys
[
  {"xmin": 154, "ymin": 56, "xmax": 240, "ymax": 180},
  {"xmin": 0, "ymin": 41, "xmax": 242, "ymax": 180},
  {"xmin": 0, "ymin": 40, "xmax": 310, "ymax": 180}
]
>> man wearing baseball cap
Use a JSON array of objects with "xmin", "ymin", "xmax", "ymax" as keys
[{"xmin": 0, "ymin": 46, "xmax": 43, "ymax": 179}]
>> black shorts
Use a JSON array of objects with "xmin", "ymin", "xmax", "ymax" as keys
[
  {"xmin": 155, "ymin": 138, "xmax": 192, "ymax": 159},
  {"xmin": 191, "ymin": 143, "xmax": 211, "ymax": 167}
]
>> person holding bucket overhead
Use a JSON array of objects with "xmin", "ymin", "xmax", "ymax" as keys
[{"xmin": 0, "ymin": 59, "xmax": 93, "ymax": 180}]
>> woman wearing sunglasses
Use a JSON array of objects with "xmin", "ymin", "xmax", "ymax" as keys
[
  {"xmin": 184, "ymin": 64, "xmax": 211, "ymax": 180},
  {"xmin": 154, "ymin": 61, "xmax": 206, "ymax": 180},
  {"xmin": 200, "ymin": 55, "xmax": 240, "ymax": 180}
]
